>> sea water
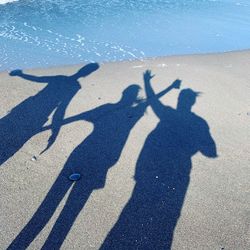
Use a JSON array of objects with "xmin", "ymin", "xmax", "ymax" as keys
[{"xmin": 1, "ymin": 0, "xmax": 250, "ymax": 71}]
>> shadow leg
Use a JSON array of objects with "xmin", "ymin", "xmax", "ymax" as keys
[
  {"xmin": 7, "ymin": 168, "xmax": 73, "ymax": 250},
  {"xmin": 41, "ymin": 183, "xmax": 92, "ymax": 250},
  {"xmin": 101, "ymin": 183, "xmax": 181, "ymax": 250}
]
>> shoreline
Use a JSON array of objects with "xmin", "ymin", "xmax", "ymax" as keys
[{"xmin": 1, "ymin": 48, "xmax": 250, "ymax": 74}]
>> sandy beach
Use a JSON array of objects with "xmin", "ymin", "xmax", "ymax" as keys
[{"xmin": 0, "ymin": 50, "xmax": 249, "ymax": 249}]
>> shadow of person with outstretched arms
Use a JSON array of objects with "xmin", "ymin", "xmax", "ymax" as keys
[
  {"xmin": 0, "ymin": 63, "xmax": 99, "ymax": 166},
  {"xmin": 8, "ymin": 78, "xmax": 181, "ymax": 250},
  {"xmin": 101, "ymin": 70, "xmax": 217, "ymax": 250}
]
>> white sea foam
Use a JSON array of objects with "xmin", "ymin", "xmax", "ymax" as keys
[
  {"xmin": 1, "ymin": 0, "xmax": 250, "ymax": 71},
  {"xmin": 0, "ymin": 0, "xmax": 19, "ymax": 5}
]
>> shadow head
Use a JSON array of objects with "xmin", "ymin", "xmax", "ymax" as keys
[
  {"xmin": 121, "ymin": 84, "xmax": 141, "ymax": 105},
  {"xmin": 72, "ymin": 63, "xmax": 99, "ymax": 79},
  {"xmin": 177, "ymin": 88, "xmax": 201, "ymax": 111}
]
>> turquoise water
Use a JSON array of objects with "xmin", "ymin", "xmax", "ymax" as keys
[{"xmin": 1, "ymin": 0, "xmax": 250, "ymax": 71}]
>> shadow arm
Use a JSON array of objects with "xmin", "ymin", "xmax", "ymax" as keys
[
  {"xmin": 9, "ymin": 70, "xmax": 52, "ymax": 83},
  {"xmin": 40, "ymin": 101, "xmax": 68, "ymax": 154},
  {"xmin": 40, "ymin": 112, "xmax": 88, "ymax": 132},
  {"xmin": 41, "ymin": 104, "xmax": 108, "ymax": 132},
  {"xmin": 144, "ymin": 71, "xmax": 180, "ymax": 119},
  {"xmin": 200, "ymin": 124, "xmax": 218, "ymax": 158}
]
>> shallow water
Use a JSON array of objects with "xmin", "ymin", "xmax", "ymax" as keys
[{"xmin": 1, "ymin": 0, "xmax": 250, "ymax": 71}]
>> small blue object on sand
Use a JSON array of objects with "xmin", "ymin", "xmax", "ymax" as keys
[{"xmin": 69, "ymin": 173, "xmax": 81, "ymax": 181}]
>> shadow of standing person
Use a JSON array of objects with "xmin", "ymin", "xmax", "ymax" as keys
[
  {"xmin": 8, "ymin": 79, "xmax": 181, "ymax": 250},
  {"xmin": 0, "ymin": 63, "xmax": 99, "ymax": 166},
  {"xmin": 101, "ymin": 70, "xmax": 217, "ymax": 250}
]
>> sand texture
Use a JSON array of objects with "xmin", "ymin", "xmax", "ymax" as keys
[{"xmin": 0, "ymin": 50, "xmax": 250, "ymax": 249}]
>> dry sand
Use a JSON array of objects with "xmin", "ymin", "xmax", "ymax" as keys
[{"xmin": 0, "ymin": 50, "xmax": 249, "ymax": 249}]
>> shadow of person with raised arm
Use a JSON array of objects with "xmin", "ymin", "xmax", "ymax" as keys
[
  {"xmin": 8, "ymin": 79, "xmax": 181, "ymax": 250},
  {"xmin": 101, "ymin": 70, "xmax": 217, "ymax": 250},
  {"xmin": 0, "ymin": 63, "xmax": 99, "ymax": 166}
]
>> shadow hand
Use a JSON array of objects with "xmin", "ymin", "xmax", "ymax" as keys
[
  {"xmin": 9, "ymin": 69, "xmax": 23, "ymax": 76},
  {"xmin": 144, "ymin": 70, "xmax": 155, "ymax": 82},
  {"xmin": 170, "ymin": 79, "xmax": 181, "ymax": 89}
]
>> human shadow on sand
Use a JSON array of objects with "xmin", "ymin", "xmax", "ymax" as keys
[
  {"xmin": 100, "ymin": 71, "xmax": 217, "ymax": 250},
  {"xmin": 0, "ymin": 63, "xmax": 99, "ymax": 166},
  {"xmin": 7, "ymin": 75, "xmax": 181, "ymax": 249}
]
